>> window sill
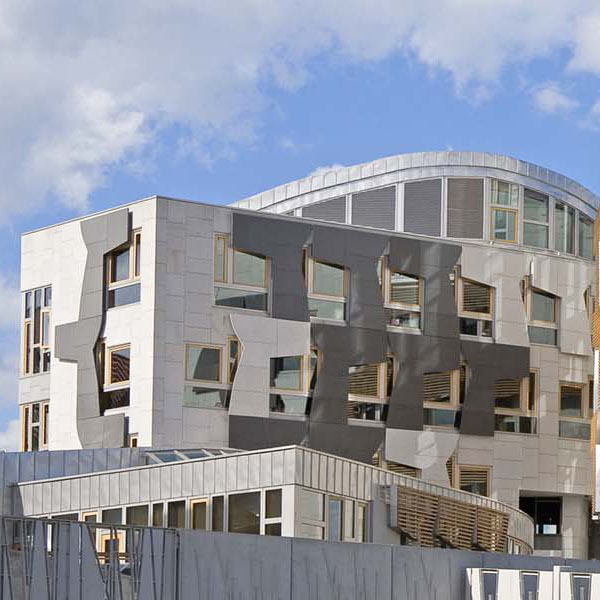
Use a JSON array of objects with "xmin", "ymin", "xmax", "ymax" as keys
[
  {"xmin": 269, "ymin": 412, "xmax": 308, "ymax": 421},
  {"xmin": 213, "ymin": 304, "xmax": 269, "ymax": 316},
  {"xmin": 309, "ymin": 317, "xmax": 346, "ymax": 326},
  {"xmin": 20, "ymin": 372, "xmax": 51, "ymax": 380},
  {"xmin": 104, "ymin": 407, "xmax": 129, "ymax": 416},
  {"xmin": 386, "ymin": 325, "xmax": 421, "ymax": 335},
  {"xmin": 107, "ymin": 301, "xmax": 141, "ymax": 311},
  {"xmin": 347, "ymin": 419, "xmax": 384, "ymax": 427},
  {"xmin": 459, "ymin": 334, "xmax": 493, "ymax": 343}
]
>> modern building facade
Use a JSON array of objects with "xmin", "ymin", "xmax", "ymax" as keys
[{"xmin": 17, "ymin": 152, "xmax": 599, "ymax": 566}]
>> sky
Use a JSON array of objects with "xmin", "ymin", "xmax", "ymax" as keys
[{"xmin": 0, "ymin": 1, "xmax": 599, "ymax": 449}]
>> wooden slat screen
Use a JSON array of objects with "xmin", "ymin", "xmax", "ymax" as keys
[
  {"xmin": 459, "ymin": 468, "xmax": 489, "ymax": 496},
  {"xmin": 386, "ymin": 461, "xmax": 420, "ymax": 478},
  {"xmin": 494, "ymin": 378, "xmax": 521, "ymax": 410},
  {"xmin": 390, "ymin": 273, "xmax": 419, "ymax": 305},
  {"xmin": 423, "ymin": 372, "xmax": 451, "ymax": 403},
  {"xmin": 395, "ymin": 485, "xmax": 509, "ymax": 552},
  {"xmin": 348, "ymin": 364, "xmax": 379, "ymax": 397},
  {"xmin": 462, "ymin": 280, "xmax": 491, "ymax": 314}
]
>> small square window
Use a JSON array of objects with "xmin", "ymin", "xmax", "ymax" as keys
[
  {"xmin": 270, "ymin": 356, "xmax": 303, "ymax": 390},
  {"xmin": 108, "ymin": 346, "xmax": 130, "ymax": 384}
]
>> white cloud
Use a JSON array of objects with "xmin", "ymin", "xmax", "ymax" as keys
[
  {"xmin": 532, "ymin": 82, "xmax": 579, "ymax": 114},
  {"xmin": 0, "ymin": 1, "xmax": 599, "ymax": 222},
  {"xmin": 309, "ymin": 164, "xmax": 346, "ymax": 177},
  {"xmin": 580, "ymin": 100, "xmax": 600, "ymax": 132},
  {"xmin": 0, "ymin": 419, "xmax": 22, "ymax": 452}
]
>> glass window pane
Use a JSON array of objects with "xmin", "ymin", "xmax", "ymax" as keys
[
  {"xmin": 269, "ymin": 394, "xmax": 310, "ymax": 415},
  {"xmin": 528, "ymin": 372, "xmax": 536, "ymax": 412},
  {"xmin": 386, "ymin": 308, "xmax": 420, "ymax": 329},
  {"xmin": 265, "ymin": 523, "xmax": 282, "ymax": 536},
  {"xmin": 309, "ymin": 349, "xmax": 318, "ymax": 391},
  {"xmin": 135, "ymin": 234, "xmax": 141, "ymax": 277},
  {"xmin": 459, "ymin": 469, "xmax": 488, "ymax": 496},
  {"xmin": 308, "ymin": 298, "xmax": 345, "ymax": 320},
  {"xmin": 167, "ymin": 501, "xmax": 185, "ymax": 528},
  {"xmin": 389, "ymin": 273, "xmax": 419, "ymax": 305},
  {"xmin": 102, "ymin": 508, "xmax": 122, "ymax": 524},
  {"xmin": 559, "ymin": 420, "xmax": 590, "ymax": 440},
  {"xmin": 42, "ymin": 312, "xmax": 50, "ymax": 346},
  {"xmin": 357, "ymin": 504, "xmax": 367, "ymax": 542},
  {"xmin": 523, "ymin": 222, "xmax": 548, "ymax": 248},
  {"xmin": 481, "ymin": 320, "xmax": 493, "ymax": 337},
  {"xmin": 460, "ymin": 317, "xmax": 478, "ymax": 336},
  {"xmin": 110, "ymin": 247, "xmax": 131, "ymax": 282},
  {"xmin": 482, "ymin": 571, "xmax": 498, "ymax": 600},
  {"xmin": 531, "ymin": 291, "xmax": 555, "ymax": 322},
  {"xmin": 579, "ymin": 215, "xmax": 594, "ymax": 259},
  {"xmin": 186, "ymin": 346, "xmax": 220, "ymax": 382},
  {"xmin": 313, "ymin": 260, "xmax": 345, "ymax": 297},
  {"xmin": 492, "ymin": 180, "xmax": 518, "ymax": 206},
  {"xmin": 110, "ymin": 347, "xmax": 130, "ymax": 383},
  {"xmin": 228, "ymin": 339, "xmax": 239, "ymax": 383},
  {"xmin": 328, "ymin": 498, "xmax": 342, "ymax": 541},
  {"xmin": 214, "ymin": 286, "xmax": 268, "ymax": 311},
  {"xmin": 108, "ymin": 282, "xmax": 140, "ymax": 308},
  {"xmin": 214, "ymin": 236, "xmax": 226, "ymax": 282},
  {"xmin": 301, "ymin": 490, "xmax": 324, "ymax": 521},
  {"xmin": 100, "ymin": 388, "xmax": 130, "ymax": 412},
  {"xmin": 494, "ymin": 379, "xmax": 521, "ymax": 410},
  {"xmin": 31, "ymin": 425, "xmax": 39, "ymax": 451},
  {"xmin": 343, "ymin": 499, "xmax": 354, "ymax": 540},
  {"xmin": 233, "ymin": 250, "xmax": 266, "ymax": 287},
  {"xmin": 524, "ymin": 189, "xmax": 548, "ymax": 222},
  {"xmin": 34, "ymin": 289, "xmax": 41, "ymax": 344},
  {"xmin": 43, "ymin": 287, "xmax": 52, "ymax": 307},
  {"xmin": 152, "ymin": 503, "xmax": 163, "ymax": 527},
  {"xmin": 183, "ymin": 386, "xmax": 229, "ymax": 409},
  {"xmin": 492, "ymin": 209, "xmax": 516, "ymax": 241},
  {"xmin": 573, "ymin": 575, "xmax": 591, "ymax": 600},
  {"xmin": 423, "ymin": 408, "xmax": 458, "ymax": 427},
  {"xmin": 348, "ymin": 364, "xmax": 379, "ymax": 397},
  {"xmin": 191, "ymin": 502, "xmax": 207, "ymax": 530},
  {"xmin": 520, "ymin": 572, "xmax": 538, "ymax": 600},
  {"xmin": 554, "ymin": 202, "xmax": 575, "ymax": 254},
  {"xmin": 528, "ymin": 326, "xmax": 556, "ymax": 345},
  {"xmin": 560, "ymin": 386, "xmax": 582, "ymax": 417},
  {"xmin": 25, "ymin": 291, "xmax": 32, "ymax": 319},
  {"xmin": 266, "ymin": 489, "xmax": 282, "ymax": 518},
  {"xmin": 212, "ymin": 496, "xmax": 224, "ymax": 531},
  {"xmin": 126, "ymin": 505, "xmax": 148, "ymax": 526},
  {"xmin": 228, "ymin": 492, "xmax": 260, "ymax": 534},
  {"xmin": 348, "ymin": 401, "xmax": 387, "ymax": 421},
  {"xmin": 270, "ymin": 356, "xmax": 302, "ymax": 390}
]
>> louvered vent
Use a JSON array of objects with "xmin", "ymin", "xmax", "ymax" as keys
[
  {"xmin": 351, "ymin": 186, "xmax": 396, "ymax": 230},
  {"xmin": 348, "ymin": 364, "xmax": 379, "ymax": 397},
  {"xmin": 386, "ymin": 461, "xmax": 420, "ymax": 478},
  {"xmin": 372, "ymin": 448, "xmax": 383, "ymax": 467},
  {"xmin": 447, "ymin": 178, "xmax": 484, "ymax": 239},
  {"xmin": 423, "ymin": 372, "xmax": 451, "ymax": 403},
  {"xmin": 462, "ymin": 280, "xmax": 492, "ymax": 314},
  {"xmin": 403, "ymin": 179, "xmax": 442, "ymax": 236},
  {"xmin": 302, "ymin": 197, "xmax": 346, "ymax": 223}
]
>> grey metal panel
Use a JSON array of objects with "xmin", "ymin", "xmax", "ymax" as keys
[
  {"xmin": 229, "ymin": 416, "xmax": 308, "ymax": 451},
  {"xmin": 404, "ymin": 179, "xmax": 442, "ymax": 236},
  {"xmin": 139, "ymin": 467, "xmax": 150, "ymax": 502},
  {"xmin": 181, "ymin": 462, "xmax": 192, "ymax": 497},
  {"xmin": 387, "ymin": 334, "xmax": 460, "ymax": 431},
  {"xmin": 214, "ymin": 457, "xmax": 226, "ymax": 493},
  {"xmin": 283, "ymin": 449, "xmax": 296, "ymax": 485},
  {"xmin": 119, "ymin": 472, "xmax": 129, "ymax": 506},
  {"xmin": 460, "ymin": 340, "xmax": 530, "ymax": 436},
  {"xmin": 447, "ymin": 178, "xmax": 484, "ymax": 238},
  {"xmin": 99, "ymin": 474, "xmax": 110, "ymax": 507},
  {"xmin": 259, "ymin": 452, "xmax": 272, "ymax": 488},
  {"xmin": 352, "ymin": 186, "xmax": 396, "ymax": 230},
  {"xmin": 109, "ymin": 472, "xmax": 120, "ymax": 506},
  {"xmin": 302, "ymin": 196, "xmax": 347, "ymax": 223},
  {"xmin": 226, "ymin": 457, "xmax": 237, "ymax": 490},
  {"xmin": 171, "ymin": 464, "xmax": 182, "ymax": 499},
  {"xmin": 204, "ymin": 460, "xmax": 216, "ymax": 495},
  {"xmin": 150, "ymin": 468, "xmax": 161, "ymax": 501},
  {"xmin": 54, "ymin": 209, "xmax": 129, "ymax": 448},
  {"xmin": 160, "ymin": 467, "xmax": 171, "ymax": 500},
  {"xmin": 49, "ymin": 451, "xmax": 64, "ymax": 479},
  {"xmin": 30, "ymin": 521, "xmax": 51, "ymax": 599},
  {"xmin": 232, "ymin": 212, "xmax": 311, "ymax": 322},
  {"xmin": 307, "ymin": 422, "xmax": 384, "ymax": 464},
  {"xmin": 311, "ymin": 225, "xmax": 387, "ymax": 330},
  {"xmin": 130, "ymin": 469, "xmax": 140, "ymax": 504},
  {"xmin": 291, "ymin": 538, "xmax": 392, "ymax": 599},
  {"xmin": 34, "ymin": 452, "xmax": 49, "ymax": 480},
  {"xmin": 89, "ymin": 475, "xmax": 100, "ymax": 507}
]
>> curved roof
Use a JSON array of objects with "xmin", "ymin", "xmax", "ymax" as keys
[{"xmin": 232, "ymin": 151, "xmax": 600, "ymax": 216}]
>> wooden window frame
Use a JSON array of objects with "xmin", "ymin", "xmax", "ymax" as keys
[
  {"xmin": 380, "ymin": 257, "xmax": 423, "ymax": 328},
  {"xmin": 128, "ymin": 434, "xmax": 138, "ymax": 448},
  {"xmin": 494, "ymin": 373, "xmax": 536, "ymax": 417},
  {"xmin": 270, "ymin": 355, "xmax": 304, "ymax": 392},
  {"xmin": 522, "ymin": 188, "xmax": 550, "ymax": 248},
  {"xmin": 490, "ymin": 206, "xmax": 519, "ymax": 244},
  {"xmin": 214, "ymin": 234, "xmax": 228, "ymax": 283},
  {"xmin": 21, "ymin": 401, "xmax": 49, "ymax": 451},
  {"xmin": 106, "ymin": 229, "xmax": 142, "ymax": 290},
  {"xmin": 184, "ymin": 343, "xmax": 222, "ymax": 385},
  {"xmin": 456, "ymin": 272, "xmax": 494, "ymax": 320},
  {"xmin": 227, "ymin": 337, "xmax": 240, "ymax": 384},
  {"xmin": 105, "ymin": 344, "xmax": 131, "ymax": 387},
  {"xmin": 214, "ymin": 233, "xmax": 270, "ymax": 290},
  {"xmin": 305, "ymin": 249, "xmax": 348, "ymax": 301},
  {"xmin": 559, "ymin": 382, "xmax": 590, "ymax": 420}
]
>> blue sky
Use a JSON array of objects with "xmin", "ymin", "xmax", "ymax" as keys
[{"xmin": 0, "ymin": 1, "xmax": 599, "ymax": 448}]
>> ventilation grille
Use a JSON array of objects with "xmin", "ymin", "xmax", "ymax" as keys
[
  {"xmin": 404, "ymin": 179, "xmax": 442, "ymax": 236},
  {"xmin": 351, "ymin": 186, "xmax": 396, "ymax": 230},
  {"xmin": 447, "ymin": 178, "xmax": 484, "ymax": 239},
  {"xmin": 459, "ymin": 468, "xmax": 489, "ymax": 496},
  {"xmin": 302, "ymin": 197, "xmax": 346, "ymax": 223}
]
